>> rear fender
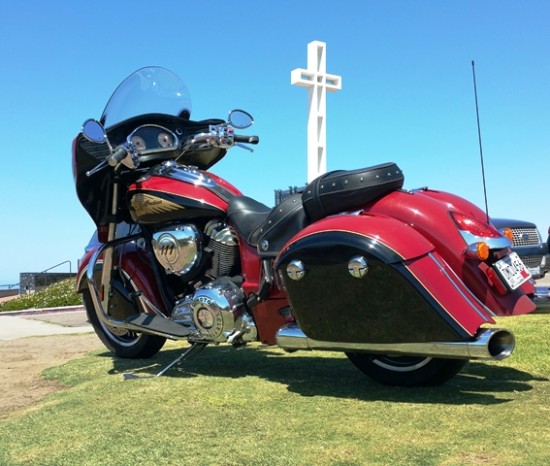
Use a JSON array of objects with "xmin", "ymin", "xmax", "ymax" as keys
[
  {"xmin": 279, "ymin": 214, "xmax": 435, "ymax": 263},
  {"xmin": 365, "ymin": 189, "xmax": 536, "ymax": 315},
  {"xmin": 276, "ymin": 214, "xmax": 495, "ymax": 344}
]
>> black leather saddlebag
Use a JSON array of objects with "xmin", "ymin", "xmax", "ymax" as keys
[
  {"xmin": 302, "ymin": 162, "xmax": 404, "ymax": 222},
  {"xmin": 252, "ymin": 194, "xmax": 309, "ymax": 257}
]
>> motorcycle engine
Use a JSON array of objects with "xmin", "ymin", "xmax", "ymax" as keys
[
  {"xmin": 171, "ymin": 277, "xmax": 257, "ymax": 345},
  {"xmin": 151, "ymin": 220, "xmax": 240, "ymax": 279},
  {"xmin": 152, "ymin": 224, "xmax": 201, "ymax": 275},
  {"xmin": 152, "ymin": 220, "xmax": 254, "ymax": 345}
]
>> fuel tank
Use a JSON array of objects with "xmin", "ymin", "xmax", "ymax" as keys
[{"xmin": 128, "ymin": 161, "xmax": 241, "ymax": 224}]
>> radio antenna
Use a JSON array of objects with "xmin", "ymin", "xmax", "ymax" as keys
[{"xmin": 471, "ymin": 60, "xmax": 490, "ymax": 224}]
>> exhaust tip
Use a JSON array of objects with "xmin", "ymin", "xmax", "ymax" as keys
[{"xmin": 487, "ymin": 330, "xmax": 515, "ymax": 360}]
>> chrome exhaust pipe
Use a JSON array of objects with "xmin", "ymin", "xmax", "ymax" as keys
[{"xmin": 276, "ymin": 324, "xmax": 515, "ymax": 360}]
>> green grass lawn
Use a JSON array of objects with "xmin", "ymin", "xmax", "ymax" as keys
[{"xmin": 0, "ymin": 312, "xmax": 549, "ymax": 465}]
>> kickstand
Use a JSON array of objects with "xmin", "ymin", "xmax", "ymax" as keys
[{"xmin": 123, "ymin": 343, "xmax": 207, "ymax": 380}]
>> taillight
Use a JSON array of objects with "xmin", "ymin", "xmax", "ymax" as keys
[{"xmin": 450, "ymin": 212, "xmax": 501, "ymax": 238}]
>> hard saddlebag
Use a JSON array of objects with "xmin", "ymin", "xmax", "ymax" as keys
[{"xmin": 302, "ymin": 162, "xmax": 404, "ymax": 222}]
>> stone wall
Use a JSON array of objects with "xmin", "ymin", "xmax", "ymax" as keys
[{"xmin": 19, "ymin": 272, "xmax": 76, "ymax": 293}]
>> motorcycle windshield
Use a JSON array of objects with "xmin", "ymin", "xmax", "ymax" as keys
[{"xmin": 100, "ymin": 67, "xmax": 192, "ymax": 128}]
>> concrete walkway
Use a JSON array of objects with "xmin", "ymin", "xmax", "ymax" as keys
[{"xmin": 0, "ymin": 306, "xmax": 92, "ymax": 341}]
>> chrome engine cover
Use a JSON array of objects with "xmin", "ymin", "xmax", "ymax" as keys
[
  {"xmin": 172, "ymin": 277, "xmax": 256, "ymax": 344},
  {"xmin": 152, "ymin": 224, "xmax": 201, "ymax": 275}
]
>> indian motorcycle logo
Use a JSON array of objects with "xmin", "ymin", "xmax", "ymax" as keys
[{"xmin": 130, "ymin": 193, "xmax": 185, "ymax": 217}]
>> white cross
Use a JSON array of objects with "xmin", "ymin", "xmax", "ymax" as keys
[{"xmin": 291, "ymin": 41, "xmax": 342, "ymax": 182}]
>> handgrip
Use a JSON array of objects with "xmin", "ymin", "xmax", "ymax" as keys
[
  {"xmin": 234, "ymin": 135, "xmax": 259, "ymax": 144},
  {"xmin": 108, "ymin": 145, "xmax": 129, "ymax": 166}
]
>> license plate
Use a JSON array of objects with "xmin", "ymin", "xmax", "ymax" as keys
[{"xmin": 494, "ymin": 252, "xmax": 531, "ymax": 290}]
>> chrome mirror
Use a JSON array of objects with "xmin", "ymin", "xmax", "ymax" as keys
[
  {"xmin": 228, "ymin": 109, "xmax": 254, "ymax": 129},
  {"xmin": 82, "ymin": 119, "xmax": 107, "ymax": 143}
]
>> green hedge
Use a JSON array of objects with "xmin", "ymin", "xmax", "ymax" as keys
[{"xmin": 0, "ymin": 278, "xmax": 82, "ymax": 311}]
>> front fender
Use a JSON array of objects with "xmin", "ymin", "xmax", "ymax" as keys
[
  {"xmin": 76, "ymin": 239, "xmax": 167, "ymax": 315},
  {"xmin": 76, "ymin": 248, "xmax": 96, "ymax": 292}
]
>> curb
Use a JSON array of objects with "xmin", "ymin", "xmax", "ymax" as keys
[
  {"xmin": 0, "ymin": 305, "xmax": 85, "ymax": 317},
  {"xmin": 0, "ymin": 305, "xmax": 91, "ymax": 341}
]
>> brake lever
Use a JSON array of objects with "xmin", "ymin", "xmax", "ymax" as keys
[
  {"xmin": 86, "ymin": 143, "xmax": 139, "ymax": 177},
  {"xmin": 86, "ymin": 159, "xmax": 109, "ymax": 177},
  {"xmin": 235, "ymin": 143, "xmax": 254, "ymax": 153}
]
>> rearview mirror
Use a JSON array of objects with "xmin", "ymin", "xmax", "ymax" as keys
[
  {"xmin": 228, "ymin": 109, "xmax": 254, "ymax": 129},
  {"xmin": 82, "ymin": 119, "xmax": 107, "ymax": 143}
]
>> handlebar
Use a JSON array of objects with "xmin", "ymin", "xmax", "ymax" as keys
[
  {"xmin": 108, "ymin": 145, "xmax": 129, "ymax": 166},
  {"xmin": 185, "ymin": 125, "xmax": 259, "ymax": 152},
  {"xmin": 86, "ymin": 144, "xmax": 131, "ymax": 177},
  {"xmin": 84, "ymin": 119, "xmax": 259, "ymax": 178},
  {"xmin": 234, "ymin": 135, "xmax": 259, "ymax": 144}
]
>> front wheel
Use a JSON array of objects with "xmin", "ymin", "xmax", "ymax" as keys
[
  {"xmin": 82, "ymin": 289, "xmax": 166, "ymax": 359},
  {"xmin": 345, "ymin": 353, "xmax": 467, "ymax": 387}
]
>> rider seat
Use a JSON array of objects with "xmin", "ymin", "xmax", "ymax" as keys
[
  {"xmin": 227, "ymin": 162, "xmax": 404, "ymax": 255},
  {"xmin": 302, "ymin": 162, "xmax": 404, "ymax": 222},
  {"xmin": 227, "ymin": 194, "xmax": 308, "ymax": 257},
  {"xmin": 226, "ymin": 196, "xmax": 271, "ymax": 245}
]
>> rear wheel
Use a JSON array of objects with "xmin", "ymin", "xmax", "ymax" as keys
[
  {"xmin": 346, "ymin": 353, "xmax": 467, "ymax": 387},
  {"xmin": 82, "ymin": 289, "xmax": 166, "ymax": 359}
]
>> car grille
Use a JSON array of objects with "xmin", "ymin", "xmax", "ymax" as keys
[
  {"xmin": 511, "ymin": 227, "xmax": 541, "ymax": 247},
  {"xmin": 522, "ymin": 255, "xmax": 543, "ymax": 268}
]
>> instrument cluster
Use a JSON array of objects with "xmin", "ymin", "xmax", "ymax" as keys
[{"xmin": 128, "ymin": 124, "xmax": 179, "ymax": 155}]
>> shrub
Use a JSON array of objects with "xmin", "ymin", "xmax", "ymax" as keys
[{"xmin": 0, "ymin": 278, "xmax": 82, "ymax": 311}]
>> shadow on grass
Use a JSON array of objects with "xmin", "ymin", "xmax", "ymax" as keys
[{"xmin": 100, "ymin": 344, "xmax": 549, "ymax": 405}]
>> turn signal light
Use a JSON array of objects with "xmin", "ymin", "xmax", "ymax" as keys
[
  {"xmin": 464, "ymin": 241, "xmax": 490, "ymax": 260},
  {"xmin": 502, "ymin": 227, "xmax": 514, "ymax": 243},
  {"xmin": 476, "ymin": 242, "xmax": 490, "ymax": 260}
]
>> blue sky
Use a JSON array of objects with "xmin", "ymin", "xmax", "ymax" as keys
[{"xmin": 1, "ymin": 0, "xmax": 549, "ymax": 285}]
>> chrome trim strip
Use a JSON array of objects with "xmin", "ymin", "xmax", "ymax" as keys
[
  {"xmin": 458, "ymin": 230, "xmax": 512, "ymax": 250},
  {"xmin": 427, "ymin": 252, "xmax": 496, "ymax": 319}
]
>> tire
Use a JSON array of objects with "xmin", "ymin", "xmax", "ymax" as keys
[
  {"xmin": 82, "ymin": 289, "xmax": 166, "ymax": 359},
  {"xmin": 346, "ymin": 353, "xmax": 467, "ymax": 387}
]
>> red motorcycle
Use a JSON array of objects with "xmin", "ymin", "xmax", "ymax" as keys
[{"xmin": 73, "ymin": 67, "xmax": 535, "ymax": 386}]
